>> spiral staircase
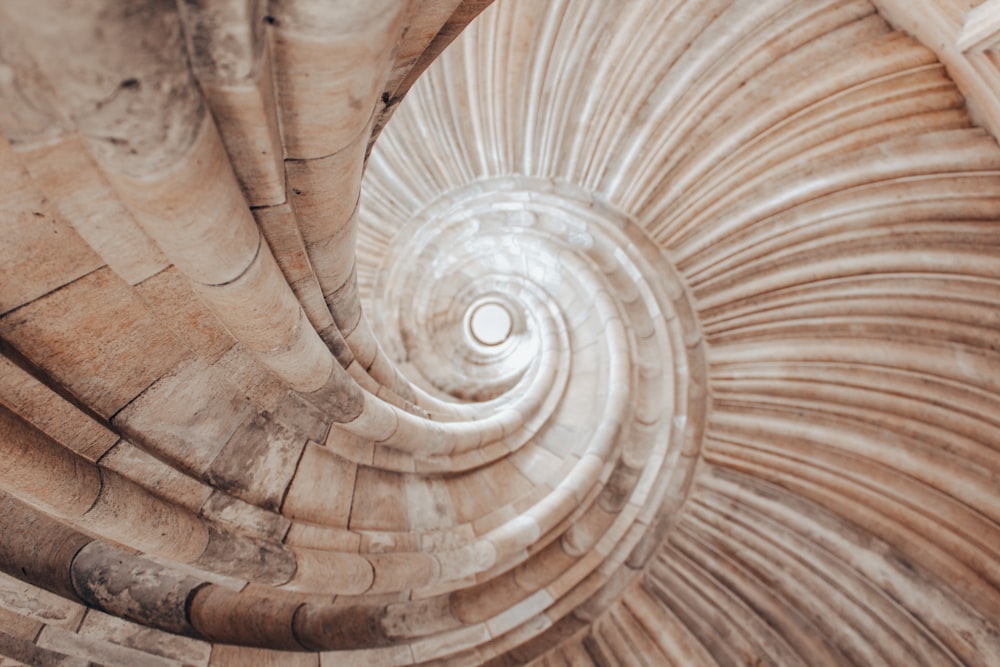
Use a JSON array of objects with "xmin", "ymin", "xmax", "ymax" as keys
[{"xmin": 0, "ymin": 1, "xmax": 999, "ymax": 665}]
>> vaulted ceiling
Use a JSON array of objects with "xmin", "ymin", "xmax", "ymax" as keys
[{"xmin": 0, "ymin": 1, "xmax": 999, "ymax": 665}]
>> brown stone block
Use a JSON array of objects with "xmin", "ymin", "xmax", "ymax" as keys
[
  {"xmin": 318, "ymin": 644, "xmax": 415, "ymax": 667},
  {"xmin": 0, "ymin": 404, "xmax": 101, "ymax": 516},
  {"xmin": 210, "ymin": 644, "xmax": 317, "ymax": 667},
  {"xmin": 0, "ymin": 356, "xmax": 117, "ymax": 462},
  {"xmin": 381, "ymin": 594, "xmax": 461, "ymax": 641},
  {"xmin": 0, "ymin": 607, "xmax": 41, "ymax": 640},
  {"xmin": 483, "ymin": 614, "xmax": 587, "ymax": 667},
  {"xmin": 451, "ymin": 572, "xmax": 529, "ymax": 625},
  {"xmin": 212, "ymin": 344, "xmax": 287, "ymax": 412},
  {"xmin": 318, "ymin": 322, "xmax": 356, "ymax": 368},
  {"xmin": 77, "ymin": 608, "xmax": 211, "ymax": 665},
  {"xmin": 112, "ymin": 359, "xmax": 253, "ymax": 475},
  {"xmin": 403, "ymin": 475, "xmax": 457, "ymax": 532},
  {"xmin": 273, "ymin": 390, "xmax": 331, "ymax": 444},
  {"xmin": 282, "ymin": 441, "xmax": 357, "ymax": 527},
  {"xmin": 134, "ymin": 267, "xmax": 234, "ymax": 363},
  {"xmin": 598, "ymin": 461, "xmax": 642, "ymax": 513},
  {"xmin": 513, "ymin": 540, "xmax": 578, "ymax": 594},
  {"xmin": 0, "ymin": 268, "xmax": 189, "ymax": 418},
  {"xmin": 70, "ymin": 542, "xmax": 200, "ymax": 637},
  {"xmin": 391, "ymin": 0, "xmax": 463, "ymax": 68},
  {"xmin": 281, "ymin": 547, "xmax": 374, "ymax": 595},
  {"xmin": 0, "ymin": 571, "xmax": 85, "ymax": 632},
  {"xmin": 193, "ymin": 527, "xmax": 295, "ymax": 587},
  {"xmin": 98, "ymin": 440, "xmax": 212, "ymax": 514},
  {"xmin": 208, "ymin": 411, "xmax": 305, "ymax": 511},
  {"xmin": 253, "ymin": 202, "xmax": 334, "ymax": 334},
  {"xmin": 81, "ymin": 470, "xmax": 209, "ymax": 563},
  {"xmin": 480, "ymin": 459, "xmax": 536, "ymax": 507},
  {"xmin": 186, "ymin": 236, "xmax": 288, "ymax": 342},
  {"xmin": 14, "ymin": 134, "xmax": 168, "ymax": 285},
  {"xmin": 561, "ymin": 503, "xmax": 617, "ymax": 561},
  {"xmin": 269, "ymin": 1, "xmax": 404, "ymax": 159},
  {"xmin": 447, "ymin": 467, "xmax": 502, "ymax": 525},
  {"xmin": 189, "ymin": 585, "xmax": 301, "ymax": 649},
  {"xmin": 0, "ymin": 494, "xmax": 89, "ymax": 601},
  {"xmin": 0, "ymin": 137, "xmax": 103, "ymax": 314},
  {"xmin": 200, "ymin": 490, "xmax": 291, "ymax": 542},
  {"xmin": 367, "ymin": 552, "xmax": 439, "ymax": 594},
  {"xmin": 349, "ymin": 466, "xmax": 407, "ymax": 533},
  {"xmin": 408, "ymin": 622, "xmax": 491, "ymax": 664},
  {"xmin": 36, "ymin": 624, "xmax": 181, "ymax": 667},
  {"xmin": 301, "ymin": 359, "xmax": 364, "ymax": 423},
  {"xmin": 0, "ymin": 12, "xmax": 70, "ymax": 146},
  {"xmin": 293, "ymin": 602, "xmax": 391, "ymax": 651},
  {"xmin": 284, "ymin": 522, "xmax": 361, "ymax": 552},
  {"xmin": 285, "ymin": 142, "xmax": 364, "ymax": 284},
  {"xmin": 326, "ymin": 267, "xmax": 362, "ymax": 335},
  {"xmin": 0, "ymin": 632, "xmax": 86, "ymax": 667},
  {"xmin": 103, "ymin": 115, "xmax": 258, "ymax": 287},
  {"xmin": 201, "ymin": 293, "xmax": 335, "ymax": 396},
  {"xmin": 200, "ymin": 59, "xmax": 285, "ymax": 207}
]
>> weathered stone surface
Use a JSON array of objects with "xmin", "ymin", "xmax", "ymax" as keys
[
  {"xmin": 300, "ymin": 362, "xmax": 365, "ymax": 423},
  {"xmin": 286, "ymin": 148, "xmax": 363, "ymax": 281},
  {"xmin": 36, "ymin": 625, "xmax": 180, "ymax": 667},
  {"xmin": 253, "ymin": 202, "xmax": 334, "ymax": 333},
  {"xmin": 293, "ymin": 603, "xmax": 392, "ymax": 651},
  {"xmin": 112, "ymin": 359, "xmax": 252, "ymax": 474},
  {"xmin": 134, "ymin": 267, "xmax": 234, "ymax": 363},
  {"xmin": 0, "ymin": 17, "xmax": 70, "ymax": 146},
  {"xmin": 180, "ymin": 0, "xmax": 283, "ymax": 205},
  {"xmin": 0, "ymin": 138, "xmax": 102, "ymax": 314},
  {"xmin": 98, "ymin": 440, "xmax": 213, "ymax": 513},
  {"xmin": 269, "ymin": 0, "xmax": 406, "ymax": 158},
  {"xmin": 69, "ymin": 542, "xmax": 201, "ymax": 637},
  {"xmin": 200, "ymin": 490, "xmax": 291, "ymax": 542},
  {"xmin": 281, "ymin": 441, "xmax": 357, "ymax": 527},
  {"xmin": 0, "ymin": 494, "xmax": 90, "ymax": 601},
  {"xmin": 199, "ymin": 72, "xmax": 286, "ymax": 206},
  {"xmin": 14, "ymin": 135, "xmax": 168, "ymax": 285},
  {"xmin": 0, "ymin": 268, "xmax": 189, "ymax": 418},
  {"xmin": 2, "ymin": 0, "xmax": 205, "ymax": 177},
  {"xmin": 210, "ymin": 644, "xmax": 317, "ymax": 666},
  {"xmin": 0, "ymin": 404, "xmax": 101, "ymax": 517},
  {"xmin": 193, "ymin": 527, "xmax": 295, "ymax": 587},
  {"xmin": 0, "ymin": 355, "xmax": 116, "ymax": 462},
  {"xmin": 280, "ymin": 546, "xmax": 374, "ymax": 595},
  {"xmin": 272, "ymin": 389, "xmax": 331, "ymax": 444},
  {"xmin": 211, "ymin": 343, "xmax": 288, "ymax": 411},
  {"xmin": 0, "ymin": 571, "xmax": 85, "ymax": 632},
  {"xmin": 0, "ymin": 632, "xmax": 89, "ymax": 667},
  {"xmin": 77, "ymin": 609, "xmax": 211, "ymax": 665},
  {"xmin": 348, "ymin": 466, "xmax": 407, "ymax": 533},
  {"xmin": 188, "ymin": 585, "xmax": 301, "ymax": 649},
  {"xmin": 0, "ymin": 607, "xmax": 41, "ymax": 641},
  {"xmin": 207, "ymin": 411, "xmax": 305, "ymax": 511},
  {"xmin": 79, "ymin": 470, "xmax": 210, "ymax": 563}
]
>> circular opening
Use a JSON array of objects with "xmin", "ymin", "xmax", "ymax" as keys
[{"xmin": 469, "ymin": 302, "xmax": 513, "ymax": 346}]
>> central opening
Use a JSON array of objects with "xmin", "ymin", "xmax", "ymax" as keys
[{"xmin": 469, "ymin": 302, "xmax": 513, "ymax": 346}]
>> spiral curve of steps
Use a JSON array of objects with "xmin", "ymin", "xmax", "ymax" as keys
[{"xmin": 0, "ymin": 0, "xmax": 998, "ymax": 665}]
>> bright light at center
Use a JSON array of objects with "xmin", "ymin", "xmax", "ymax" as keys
[{"xmin": 469, "ymin": 302, "xmax": 512, "ymax": 346}]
